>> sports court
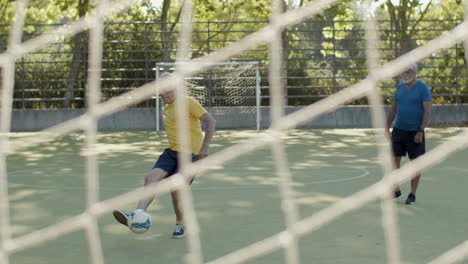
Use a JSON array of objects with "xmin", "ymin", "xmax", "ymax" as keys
[
  {"xmin": 3, "ymin": 0, "xmax": 468, "ymax": 263},
  {"xmin": 6, "ymin": 128, "xmax": 467, "ymax": 264}
]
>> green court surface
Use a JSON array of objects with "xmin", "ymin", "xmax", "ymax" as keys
[{"xmin": 6, "ymin": 128, "xmax": 468, "ymax": 264}]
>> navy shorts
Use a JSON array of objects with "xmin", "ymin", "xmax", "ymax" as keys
[
  {"xmin": 153, "ymin": 148, "xmax": 199, "ymax": 182},
  {"xmin": 391, "ymin": 128, "xmax": 425, "ymax": 160}
]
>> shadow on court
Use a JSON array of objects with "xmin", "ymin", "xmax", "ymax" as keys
[{"xmin": 6, "ymin": 128, "xmax": 468, "ymax": 264}]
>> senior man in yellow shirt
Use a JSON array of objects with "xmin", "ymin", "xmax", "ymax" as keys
[{"xmin": 113, "ymin": 73, "xmax": 216, "ymax": 238}]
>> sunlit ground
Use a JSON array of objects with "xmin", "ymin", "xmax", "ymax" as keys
[{"xmin": 6, "ymin": 128, "xmax": 468, "ymax": 264}]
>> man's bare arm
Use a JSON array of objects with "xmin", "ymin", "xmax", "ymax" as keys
[
  {"xmin": 386, "ymin": 101, "xmax": 397, "ymax": 130},
  {"xmin": 419, "ymin": 101, "xmax": 432, "ymax": 131},
  {"xmin": 198, "ymin": 112, "xmax": 216, "ymax": 158}
]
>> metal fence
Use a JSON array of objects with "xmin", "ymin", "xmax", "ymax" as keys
[{"xmin": 1, "ymin": 18, "xmax": 467, "ymax": 109}]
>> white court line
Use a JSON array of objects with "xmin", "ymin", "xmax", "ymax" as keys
[
  {"xmin": 133, "ymin": 234, "xmax": 162, "ymax": 240},
  {"xmin": 6, "ymin": 165, "xmax": 370, "ymax": 191},
  {"xmin": 194, "ymin": 166, "xmax": 370, "ymax": 190}
]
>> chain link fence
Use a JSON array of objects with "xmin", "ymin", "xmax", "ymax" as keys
[{"xmin": 1, "ymin": 18, "xmax": 467, "ymax": 109}]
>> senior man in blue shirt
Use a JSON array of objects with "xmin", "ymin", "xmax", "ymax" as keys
[{"xmin": 386, "ymin": 63, "xmax": 432, "ymax": 205}]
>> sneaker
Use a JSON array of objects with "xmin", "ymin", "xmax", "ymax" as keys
[
  {"xmin": 405, "ymin": 193, "xmax": 416, "ymax": 205},
  {"xmin": 172, "ymin": 224, "xmax": 185, "ymax": 238},
  {"xmin": 113, "ymin": 210, "xmax": 130, "ymax": 227},
  {"xmin": 394, "ymin": 190, "xmax": 402, "ymax": 199}
]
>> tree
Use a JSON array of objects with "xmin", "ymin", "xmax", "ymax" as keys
[
  {"xmin": 160, "ymin": 0, "xmax": 172, "ymax": 61},
  {"xmin": 0, "ymin": 0, "xmax": 13, "ymax": 29},
  {"xmin": 65, "ymin": 0, "xmax": 91, "ymax": 108},
  {"xmin": 379, "ymin": 0, "xmax": 433, "ymax": 56},
  {"xmin": 191, "ymin": 0, "xmax": 270, "ymax": 56}
]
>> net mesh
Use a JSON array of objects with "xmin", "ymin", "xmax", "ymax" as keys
[
  {"xmin": 156, "ymin": 62, "xmax": 260, "ymax": 130},
  {"xmin": 159, "ymin": 63, "xmax": 258, "ymax": 107},
  {"xmin": 1, "ymin": 1, "xmax": 468, "ymax": 264}
]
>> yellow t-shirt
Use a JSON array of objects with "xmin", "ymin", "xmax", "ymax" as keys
[{"xmin": 164, "ymin": 97, "xmax": 207, "ymax": 154}]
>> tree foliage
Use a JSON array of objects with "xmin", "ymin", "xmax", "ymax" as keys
[{"xmin": 3, "ymin": 0, "xmax": 467, "ymax": 108}]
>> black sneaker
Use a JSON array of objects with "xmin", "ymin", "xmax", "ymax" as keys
[
  {"xmin": 113, "ymin": 210, "xmax": 130, "ymax": 227},
  {"xmin": 394, "ymin": 190, "xmax": 401, "ymax": 199},
  {"xmin": 405, "ymin": 193, "xmax": 416, "ymax": 205}
]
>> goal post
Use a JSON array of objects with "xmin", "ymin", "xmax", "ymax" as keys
[{"xmin": 155, "ymin": 61, "xmax": 262, "ymax": 131}]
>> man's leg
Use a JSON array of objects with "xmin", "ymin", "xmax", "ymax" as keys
[
  {"xmin": 137, "ymin": 168, "xmax": 169, "ymax": 210},
  {"xmin": 393, "ymin": 156, "xmax": 402, "ymax": 198},
  {"xmin": 393, "ymin": 156, "xmax": 402, "ymax": 169},
  {"xmin": 170, "ymin": 154, "xmax": 199, "ymax": 238},
  {"xmin": 171, "ymin": 190, "xmax": 186, "ymax": 238},
  {"xmin": 170, "ymin": 153, "xmax": 198, "ymax": 224},
  {"xmin": 113, "ymin": 149, "xmax": 177, "ymax": 228},
  {"xmin": 113, "ymin": 168, "xmax": 168, "ymax": 227},
  {"xmin": 409, "ymin": 171, "xmax": 421, "ymax": 195},
  {"xmin": 171, "ymin": 191, "xmax": 183, "ymax": 222},
  {"xmin": 406, "ymin": 157, "xmax": 421, "ymax": 204},
  {"xmin": 390, "ymin": 128, "xmax": 405, "ymax": 198},
  {"xmin": 406, "ymin": 131, "xmax": 425, "ymax": 204}
]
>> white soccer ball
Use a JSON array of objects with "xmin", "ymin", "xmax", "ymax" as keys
[{"xmin": 129, "ymin": 209, "xmax": 152, "ymax": 234}]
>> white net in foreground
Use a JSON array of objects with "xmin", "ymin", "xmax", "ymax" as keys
[{"xmin": 1, "ymin": 0, "xmax": 468, "ymax": 264}]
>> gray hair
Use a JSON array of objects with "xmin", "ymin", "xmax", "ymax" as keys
[{"xmin": 408, "ymin": 63, "xmax": 418, "ymax": 73}]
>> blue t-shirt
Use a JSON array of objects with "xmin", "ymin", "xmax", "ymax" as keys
[{"xmin": 394, "ymin": 80, "xmax": 432, "ymax": 131}]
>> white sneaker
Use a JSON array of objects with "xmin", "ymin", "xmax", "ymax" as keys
[{"xmin": 172, "ymin": 224, "xmax": 185, "ymax": 238}]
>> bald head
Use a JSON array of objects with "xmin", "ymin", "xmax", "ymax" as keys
[
  {"xmin": 159, "ymin": 72, "xmax": 171, "ymax": 79},
  {"xmin": 157, "ymin": 72, "xmax": 175, "ymax": 104}
]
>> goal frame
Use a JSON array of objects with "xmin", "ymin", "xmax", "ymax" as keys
[{"xmin": 155, "ymin": 61, "xmax": 262, "ymax": 131}]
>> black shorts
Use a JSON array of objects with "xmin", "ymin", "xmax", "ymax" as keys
[
  {"xmin": 153, "ymin": 148, "xmax": 199, "ymax": 182},
  {"xmin": 391, "ymin": 128, "xmax": 425, "ymax": 160}
]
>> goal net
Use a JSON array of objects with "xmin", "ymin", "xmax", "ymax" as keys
[
  {"xmin": 155, "ymin": 62, "xmax": 261, "ymax": 131},
  {"xmin": 2, "ymin": 0, "xmax": 468, "ymax": 264}
]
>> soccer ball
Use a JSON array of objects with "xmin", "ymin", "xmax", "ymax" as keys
[{"xmin": 129, "ymin": 209, "xmax": 152, "ymax": 234}]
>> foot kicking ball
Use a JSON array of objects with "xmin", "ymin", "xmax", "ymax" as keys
[{"xmin": 129, "ymin": 209, "xmax": 152, "ymax": 234}]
